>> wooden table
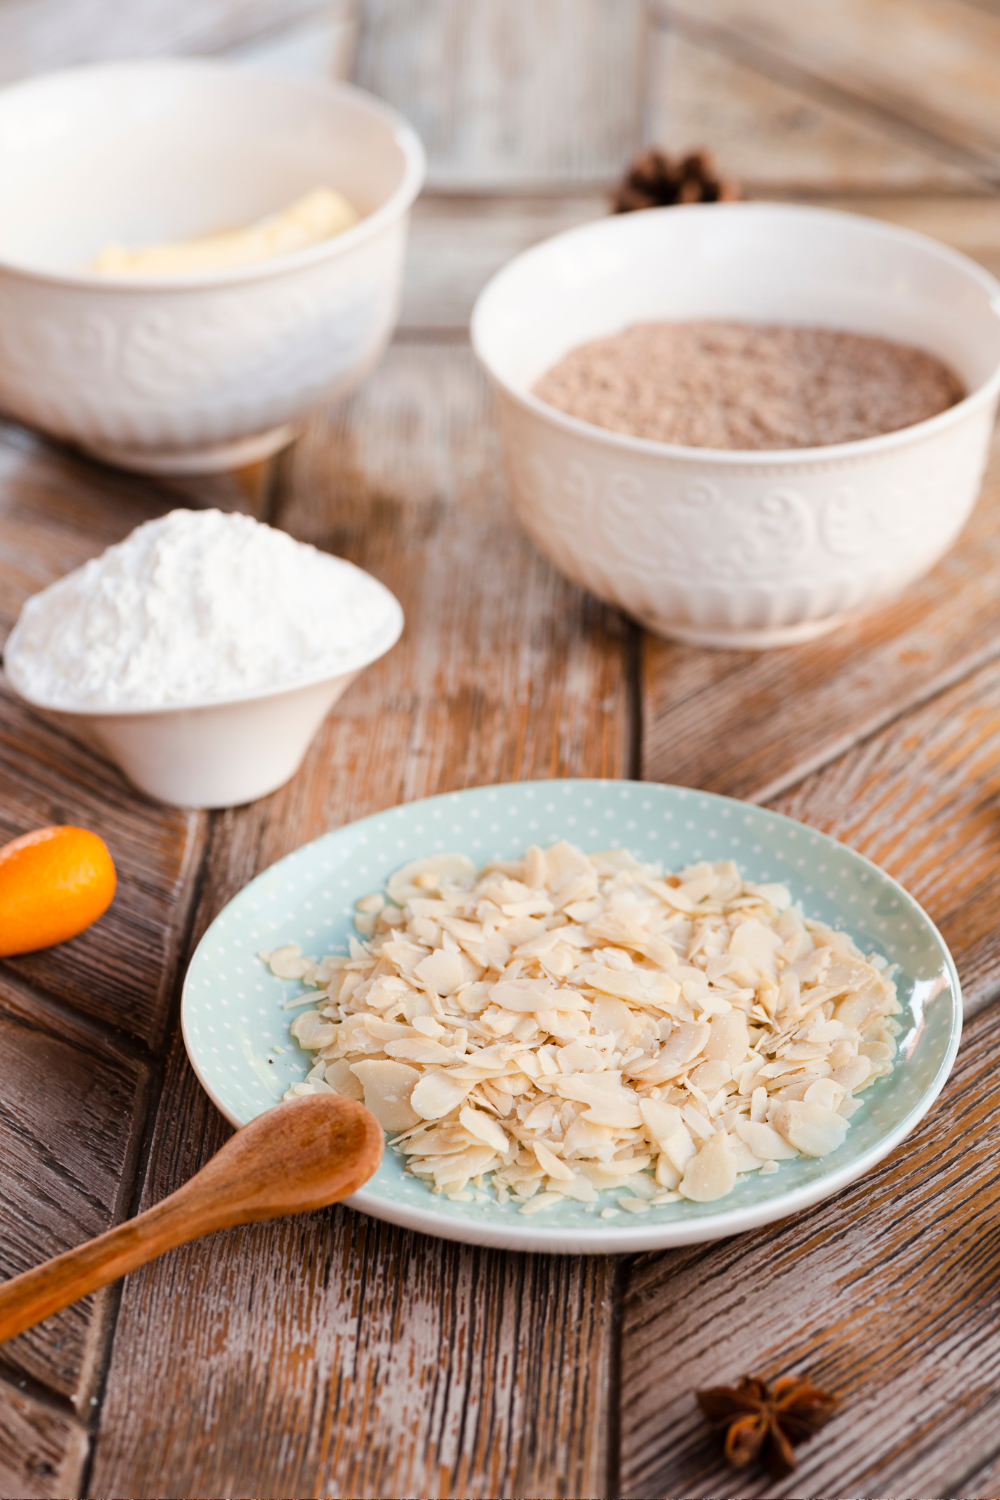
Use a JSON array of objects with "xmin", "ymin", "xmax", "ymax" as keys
[{"xmin": 4, "ymin": 3, "xmax": 1000, "ymax": 1496}]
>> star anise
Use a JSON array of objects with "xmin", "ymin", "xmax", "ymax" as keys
[
  {"xmin": 610, "ymin": 146, "xmax": 741, "ymax": 213},
  {"xmin": 696, "ymin": 1374, "xmax": 839, "ymax": 1479}
]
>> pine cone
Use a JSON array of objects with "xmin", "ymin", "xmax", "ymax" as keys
[{"xmin": 611, "ymin": 148, "xmax": 741, "ymax": 213}]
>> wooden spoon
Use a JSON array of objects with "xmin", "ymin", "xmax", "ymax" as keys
[{"xmin": 0, "ymin": 1093, "xmax": 383, "ymax": 1345}]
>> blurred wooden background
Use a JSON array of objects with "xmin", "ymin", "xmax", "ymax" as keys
[{"xmin": 3, "ymin": 3, "xmax": 1000, "ymax": 1498}]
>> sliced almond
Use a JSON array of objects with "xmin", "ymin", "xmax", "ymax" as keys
[
  {"xmin": 410, "ymin": 1070, "xmax": 471, "ymax": 1121},
  {"xmin": 350, "ymin": 1060, "xmax": 421, "ymax": 1131},
  {"xmin": 458, "ymin": 1105, "xmax": 509, "ymax": 1154},
  {"xmin": 679, "ymin": 1134, "xmax": 737, "ymax": 1202},
  {"xmin": 734, "ymin": 1118, "xmax": 798, "ymax": 1162},
  {"xmin": 276, "ymin": 841, "xmax": 893, "ymax": 1214},
  {"xmin": 771, "ymin": 1100, "xmax": 849, "ymax": 1157}
]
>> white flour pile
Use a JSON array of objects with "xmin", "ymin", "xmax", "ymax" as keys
[
  {"xmin": 3, "ymin": 509, "xmax": 403, "ymax": 710},
  {"xmin": 268, "ymin": 843, "xmax": 901, "ymax": 1215}
]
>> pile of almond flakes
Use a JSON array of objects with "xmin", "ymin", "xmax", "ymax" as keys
[{"xmin": 265, "ymin": 842, "xmax": 901, "ymax": 1217}]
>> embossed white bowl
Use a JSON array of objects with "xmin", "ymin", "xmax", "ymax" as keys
[
  {"xmin": 472, "ymin": 204, "xmax": 1000, "ymax": 647},
  {"xmin": 0, "ymin": 60, "xmax": 425, "ymax": 474}
]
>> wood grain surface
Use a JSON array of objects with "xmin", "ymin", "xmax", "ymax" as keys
[
  {"xmin": 402, "ymin": 195, "xmax": 606, "ymax": 331},
  {"xmin": 221, "ymin": 0, "xmax": 357, "ymax": 80},
  {"xmin": 645, "ymin": 24, "xmax": 983, "ymax": 193},
  {"xmin": 955, "ymin": 1444, "xmax": 1000, "ymax": 1500},
  {"xmin": 0, "ymin": 0, "xmax": 350, "ymax": 82},
  {"xmin": 87, "ymin": 342, "xmax": 629, "ymax": 1500},
  {"xmin": 772, "ymin": 655, "xmax": 1000, "ymax": 1015},
  {"xmin": 90, "ymin": 1041, "xmax": 617, "ymax": 1500},
  {"xmin": 618, "ymin": 994, "xmax": 1000, "ymax": 1499},
  {"xmin": 0, "ymin": 972, "xmax": 149, "ymax": 1402},
  {"xmin": 2, "ymin": 1, "xmax": 1000, "ymax": 1496},
  {"xmin": 0, "ymin": 1378, "xmax": 87, "ymax": 1500},
  {"xmin": 0, "ymin": 1094, "xmax": 382, "ymax": 1351},
  {"xmin": 665, "ymin": 0, "xmax": 1000, "ymax": 179},
  {"xmin": 353, "ymin": 0, "xmax": 647, "ymax": 189}
]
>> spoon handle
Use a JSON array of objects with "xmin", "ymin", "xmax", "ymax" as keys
[
  {"xmin": 0, "ymin": 1184, "xmax": 214, "ymax": 1344},
  {"xmin": 0, "ymin": 1092, "xmax": 382, "ymax": 1345}
]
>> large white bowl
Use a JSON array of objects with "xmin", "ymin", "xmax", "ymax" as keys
[
  {"xmin": 472, "ymin": 204, "xmax": 1000, "ymax": 648},
  {"xmin": 0, "ymin": 60, "xmax": 425, "ymax": 474}
]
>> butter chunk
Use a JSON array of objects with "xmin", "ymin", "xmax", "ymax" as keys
[{"xmin": 92, "ymin": 187, "xmax": 359, "ymax": 277}]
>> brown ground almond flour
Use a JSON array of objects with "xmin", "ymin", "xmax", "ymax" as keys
[{"xmin": 532, "ymin": 320, "xmax": 964, "ymax": 450}]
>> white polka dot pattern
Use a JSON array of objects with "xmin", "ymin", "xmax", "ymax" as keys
[{"xmin": 181, "ymin": 779, "xmax": 962, "ymax": 1253}]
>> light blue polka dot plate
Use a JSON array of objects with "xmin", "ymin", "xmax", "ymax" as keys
[{"xmin": 181, "ymin": 779, "xmax": 961, "ymax": 1253}]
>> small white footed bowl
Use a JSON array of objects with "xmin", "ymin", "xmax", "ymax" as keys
[
  {"xmin": 0, "ymin": 60, "xmax": 425, "ymax": 474},
  {"xmin": 6, "ymin": 610, "xmax": 403, "ymax": 810},
  {"xmin": 472, "ymin": 203, "xmax": 1000, "ymax": 648}
]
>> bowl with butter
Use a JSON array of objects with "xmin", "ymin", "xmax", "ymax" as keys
[{"xmin": 0, "ymin": 59, "xmax": 425, "ymax": 473}]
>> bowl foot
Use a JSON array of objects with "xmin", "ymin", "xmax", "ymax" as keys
[
  {"xmin": 77, "ymin": 424, "xmax": 298, "ymax": 476},
  {"xmin": 648, "ymin": 611, "xmax": 857, "ymax": 650}
]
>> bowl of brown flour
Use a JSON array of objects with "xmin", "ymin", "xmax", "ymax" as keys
[{"xmin": 471, "ymin": 203, "xmax": 1000, "ymax": 648}]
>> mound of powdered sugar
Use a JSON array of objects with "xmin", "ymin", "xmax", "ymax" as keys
[
  {"xmin": 533, "ymin": 320, "xmax": 965, "ymax": 449},
  {"xmin": 3, "ymin": 509, "xmax": 403, "ymax": 710}
]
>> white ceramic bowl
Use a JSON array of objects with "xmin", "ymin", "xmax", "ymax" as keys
[
  {"xmin": 472, "ymin": 203, "xmax": 1000, "ymax": 648},
  {"xmin": 5, "ymin": 603, "xmax": 403, "ymax": 809},
  {"xmin": 0, "ymin": 60, "xmax": 425, "ymax": 474}
]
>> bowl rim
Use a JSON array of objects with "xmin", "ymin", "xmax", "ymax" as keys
[
  {"xmin": 2, "ymin": 592, "xmax": 405, "ymax": 719},
  {"xmin": 471, "ymin": 200, "xmax": 1000, "ymax": 466},
  {"xmin": 0, "ymin": 58, "xmax": 427, "ymax": 292}
]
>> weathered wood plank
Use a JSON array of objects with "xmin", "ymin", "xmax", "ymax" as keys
[
  {"xmin": 222, "ymin": 0, "xmax": 357, "ymax": 80},
  {"xmin": 771, "ymin": 657, "xmax": 1000, "ymax": 1015},
  {"xmin": 353, "ymin": 0, "xmax": 647, "ymax": 189},
  {"xmin": 618, "ymin": 993, "xmax": 1000, "ymax": 1499},
  {"xmin": 641, "ymin": 433, "xmax": 1000, "ymax": 805},
  {"xmin": 88, "ymin": 340, "xmax": 630, "ymax": 1500},
  {"xmin": 665, "ymin": 0, "xmax": 1000, "ymax": 179},
  {"xmin": 90, "ymin": 1034, "xmax": 616, "ymax": 1500},
  {"xmin": 402, "ymin": 194, "xmax": 606, "ymax": 330},
  {"xmin": 7, "ymin": 8, "xmax": 997, "ymax": 1499},
  {"xmin": 624, "ymin": 637, "xmax": 1000, "ymax": 1490},
  {"xmin": 0, "ymin": 1377, "xmax": 87, "ymax": 1500},
  {"xmin": 0, "ymin": 0, "xmax": 349, "ymax": 83},
  {"xmin": 645, "ymin": 26, "xmax": 983, "ymax": 192},
  {"xmin": 951, "ymin": 1443, "xmax": 1000, "ymax": 1500},
  {"xmin": 0, "ymin": 970, "xmax": 149, "ymax": 1403}
]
